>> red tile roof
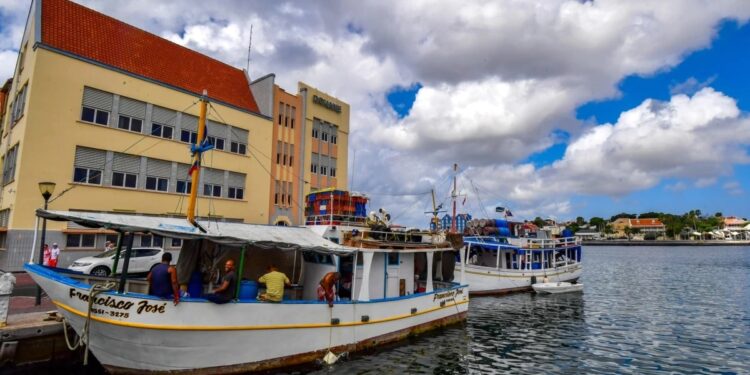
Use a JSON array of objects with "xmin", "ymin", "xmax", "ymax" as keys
[
  {"xmin": 41, "ymin": 0, "xmax": 260, "ymax": 114},
  {"xmin": 630, "ymin": 219, "xmax": 664, "ymax": 227}
]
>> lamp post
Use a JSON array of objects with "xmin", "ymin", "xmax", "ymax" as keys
[{"xmin": 35, "ymin": 181, "xmax": 56, "ymax": 306}]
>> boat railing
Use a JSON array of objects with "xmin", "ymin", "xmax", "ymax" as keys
[
  {"xmin": 305, "ymin": 214, "xmax": 367, "ymax": 226},
  {"xmin": 516, "ymin": 236, "xmax": 581, "ymax": 249}
]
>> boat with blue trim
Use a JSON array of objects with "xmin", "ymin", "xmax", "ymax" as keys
[
  {"xmin": 459, "ymin": 233, "xmax": 583, "ymax": 295},
  {"xmin": 24, "ymin": 94, "xmax": 468, "ymax": 373},
  {"xmin": 26, "ymin": 210, "xmax": 468, "ymax": 373}
]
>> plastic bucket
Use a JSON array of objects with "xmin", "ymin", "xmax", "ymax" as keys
[{"xmin": 238, "ymin": 280, "xmax": 259, "ymax": 300}]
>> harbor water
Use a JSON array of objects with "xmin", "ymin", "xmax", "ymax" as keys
[
  {"xmin": 19, "ymin": 246, "xmax": 750, "ymax": 374},
  {"xmin": 304, "ymin": 245, "xmax": 750, "ymax": 374}
]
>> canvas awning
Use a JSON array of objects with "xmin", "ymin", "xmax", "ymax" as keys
[{"xmin": 36, "ymin": 209, "xmax": 355, "ymax": 254}]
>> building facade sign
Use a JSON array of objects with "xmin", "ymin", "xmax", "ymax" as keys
[{"xmin": 313, "ymin": 95, "xmax": 341, "ymax": 113}]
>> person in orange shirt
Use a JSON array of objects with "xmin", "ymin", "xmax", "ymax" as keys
[{"xmin": 317, "ymin": 272, "xmax": 340, "ymax": 307}]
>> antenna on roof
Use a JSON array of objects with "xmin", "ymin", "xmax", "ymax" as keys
[{"xmin": 246, "ymin": 24, "xmax": 253, "ymax": 73}]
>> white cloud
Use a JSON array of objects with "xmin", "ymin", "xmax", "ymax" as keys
[
  {"xmin": 0, "ymin": 50, "xmax": 17, "ymax": 80},
  {"xmin": 723, "ymin": 181, "xmax": 743, "ymax": 195}
]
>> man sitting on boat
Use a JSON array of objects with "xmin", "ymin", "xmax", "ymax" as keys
[
  {"xmin": 204, "ymin": 259, "xmax": 237, "ymax": 304},
  {"xmin": 147, "ymin": 252, "xmax": 180, "ymax": 305},
  {"xmin": 317, "ymin": 272, "xmax": 340, "ymax": 307},
  {"xmin": 258, "ymin": 265, "xmax": 290, "ymax": 302}
]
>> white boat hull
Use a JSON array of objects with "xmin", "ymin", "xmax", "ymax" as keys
[
  {"xmin": 532, "ymin": 282, "xmax": 584, "ymax": 294},
  {"xmin": 26, "ymin": 264, "xmax": 468, "ymax": 373},
  {"xmin": 462, "ymin": 263, "xmax": 582, "ymax": 295}
]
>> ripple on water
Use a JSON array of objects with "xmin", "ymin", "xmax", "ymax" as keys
[{"xmin": 300, "ymin": 246, "xmax": 750, "ymax": 375}]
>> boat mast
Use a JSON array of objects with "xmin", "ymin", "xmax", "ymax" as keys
[
  {"xmin": 451, "ymin": 163, "xmax": 457, "ymax": 233},
  {"xmin": 187, "ymin": 91, "xmax": 209, "ymax": 228},
  {"xmin": 431, "ymin": 189, "xmax": 439, "ymax": 232}
]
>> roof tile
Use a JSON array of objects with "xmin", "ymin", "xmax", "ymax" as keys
[{"xmin": 41, "ymin": 0, "xmax": 259, "ymax": 114}]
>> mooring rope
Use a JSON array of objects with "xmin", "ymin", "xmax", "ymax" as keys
[{"xmin": 61, "ymin": 281, "xmax": 117, "ymax": 365}]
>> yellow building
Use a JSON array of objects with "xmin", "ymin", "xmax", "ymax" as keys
[
  {"xmin": 251, "ymin": 78, "xmax": 350, "ymax": 226},
  {"xmin": 0, "ymin": 0, "xmax": 274, "ymax": 271}
]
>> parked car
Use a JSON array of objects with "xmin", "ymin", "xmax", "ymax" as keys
[{"xmin": 68, "ymin": 247, "xmax": 165, "ymax": 277}]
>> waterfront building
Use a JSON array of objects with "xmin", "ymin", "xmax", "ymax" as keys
[
  {"xmin": 610, "ymin": 218, "xmax": 666, "ymax": 238},
  {"xmin": 251, "ymin": 78, "xmax": 350, "ymax": 226},
  {"xmin": 722, "ymin": 216, "xmax": 747, "ymax": 230},
  {"xmin": 0, "ymin": 0, "xmax": 343, "ymax": 271}
]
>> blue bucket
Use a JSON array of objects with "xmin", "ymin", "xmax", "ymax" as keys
[{"xmin": 238, "ymin": 280, "xmax": 259, "ymax": 300}]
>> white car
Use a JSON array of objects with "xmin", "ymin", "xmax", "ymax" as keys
[{"xmin": 68, "ymin": 247, "xmax": 165, "ymax": 277}]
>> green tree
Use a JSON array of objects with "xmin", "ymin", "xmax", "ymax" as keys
[
  {"xmin": 533, "ymin": 217, "xmax": 546, "ymax": 228},
  {"xmin": 714, "ymin": 212, "xmax": 723, "ymax": 217},
  {"xmin": 610, "ymin": 212, "xmax": 636, "ymax": 222},
  {"xmin": 639, "ymin": 212, "xmax": 661, "ymax": 218}
]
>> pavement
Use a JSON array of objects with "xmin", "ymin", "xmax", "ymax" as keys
[{"xmin": 6, "ymin": 271, "xmax": 56, "ymax": 315}]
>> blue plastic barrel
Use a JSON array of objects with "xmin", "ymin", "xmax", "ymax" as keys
[
  {"xmin": 494, "ymin": 219, "xmax": 509, "ymax": 228},
  {"xmin": 238, "ymin": 280, "xmax": 259, "ymax": 300},
  {"xmin": 499, "ymin": 227, "xmax": 511, "ymax": 237}
]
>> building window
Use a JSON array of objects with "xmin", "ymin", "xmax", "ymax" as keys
[
  {"xmin": 2, "ymin": 145, "xmax": 19, "ymax": 185},
  {"xmin": 150, "ymin": 123, "xmax": 173, "ymax": 139},
  {"xmin": 228, "ymin": 187, "xmax": 244, "ymax": 200},
  {"xmin": 112, "ymin": 171, "xmax": 137, "ymax": 188},
  {"xmin": 331, "ymin": 134, "xmax": 337, "ymax": 144},
  {"xmin": 118, "ymin": 115, "xmax": 142, "ymax": 133},
  {"xmin": 289, "ymin": 155, "xmax": 293, "ymax": 166},
  {"xmin": 312, "ymin": 128, "xmax": 319, "ymax": 139},
  {"xmin": 230, "ymin": 141, "xmax": 246, "ymax": 155},
  {"xmin": 330, "ymin": 167, "xmax": 336, "ymax": 177},
  {"xmin": 287, "ymin": 193, "xmax": 292, "ymax": 205},
  {"xmin": 207, "ymin": 136, "xmax": 225, "ymax": 151},
  {"xmin": 10, "ymin": 84, "xmax": 28, "ymax": 125},
  {"xmin": 146, "ymin": 176, "xmax": 169, "ymax": 192},
  {"xmin": 171, "ymin": 238, "xmax": 183, "ymax": 248},
  {"xmin": 66, "ymin": 234, "xmax": 96, "ymax": 248},
  {"xmin": 290, "ymin": 107, "xmax": 295, "ymax": 128},
  {"xmin": 311, "ymin": 164, "xmax": 317, "ymax": 174},
  {"xmin": 140, "ymin": 235, "xmax": 163, "ymax": 248},
  {"xmin": 176, "ymin": 179, "xmax": 192, "ymax": 194},
  {"xmin": 73, "ymin": 167, "xmax": 102, "ymax": 185},
  {"xmin": 105, "ymin": 234, "xmax": 119, "ymax": 245},
  {"xmin": 321, "ymin": 166, "xmax": 327, "ymax": 175},
  {"xmin": 203, "ymin": 184, "xmax": 222, "ymax": 197},
  {"xmin": 181, "ymin": 130, "xmax": 198, "ymax": 144},
  {"xmin": 387, "ymin": 253, "xmax": 400, "ymax": 266},
  {"xmin": 274, "ymin": 192, "xmax": 279, "ymax": 205},
  {"xmin": 81, "ymin": 106, "xmax": 110, "ymax": 126},
  {"xmin": 321, "ymin": 132, "xmax": 328, "ymax": 142}
]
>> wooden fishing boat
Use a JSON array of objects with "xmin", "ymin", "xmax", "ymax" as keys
[{"xmin": 25, "ymin": 94, "xmax": 468, "ymax": 373}]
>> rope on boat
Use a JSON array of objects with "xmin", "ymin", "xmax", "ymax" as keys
[{"xmin": 61, "ymin": 281, "xmax": 117, "ymax": 366}]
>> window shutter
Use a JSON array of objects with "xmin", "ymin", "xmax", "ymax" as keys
[
  {"xmin": 112, "ymin": 153, "xmax": 141, "ymax": 173},
  {"xmin": 176, "ymin": 163, "xmax": 191, "ymax": 178},
  {"xmin": 119, "ymin": 97, "xmax": 146, "ymax": 118},
  {"xmin": 146, "ymin": 159, "xmax": 172, "ymax": 178},
  {"xmin": 0, "ymin": 209, "xmax": 9, "ymax": 227},
  {"xmin": 182, "ymin": 114, "xmax": 198, "ymax": 132},
  {"xmin": 152, "ymin": 106, "xmax": 176, "ymax": 125},
  {"xmin": 82, "ymin": 87, "xmax": 114, "ymax": 111},
  {"xmin": 74, "ymin": 147, "xmax": 106, "ymax": 169},
  {"xmin": 230, "ymin": 127, "xmax": 249, "ymax": 143},
  {"xmin": 203, "ymin": 168, "xmax": 224, "ymax": 185},
  {"xmin": 207, "ymin": 120, "xmax": 229, "ymax": 139},
  {"xmin": 228, "ymin": 172, "xmax": 245, "ymax": 188}
]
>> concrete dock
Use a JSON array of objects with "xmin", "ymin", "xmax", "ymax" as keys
[{"xmin": 1, "ymin": 273, "xmax": 84, "ymax": 372}]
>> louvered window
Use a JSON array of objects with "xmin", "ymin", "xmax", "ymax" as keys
[
  {"xmin": 10, "ymin": 84, "xmax": 27, "ymax": 125},
  {"xmin": 81, "ymin": 87, "xmax": 112, "ymax": 126},
  {"xmin": 2, "ymin": 145, "xmax": 18, "ymax": 185},
  {"xmin": 229, "ymin": 127, "xmax": 248, "ymax": 155},
  {"xmin": 73, "ymin": 147, "xmax": 105, "ymax": 185},
  {"xmin": 146, "ymin": 159, "xmax": 171, "ymax": 191},
  {"xmin": 112, "ymin": 153, "xmax": 140, "ymax": 188}
]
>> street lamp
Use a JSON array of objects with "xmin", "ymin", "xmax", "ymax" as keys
[{"xmin": 35, "ymin": 181, "xmax": 55, "ymax": 306}]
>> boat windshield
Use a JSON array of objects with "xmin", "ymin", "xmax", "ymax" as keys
[{"xmin": 93, "ymin": 249, "xmax": 118, "ymax": 258}]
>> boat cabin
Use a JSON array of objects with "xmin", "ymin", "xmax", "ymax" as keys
[{"xmin": 463, "ymin": 236, "xmax": 581, "ymax": 271}]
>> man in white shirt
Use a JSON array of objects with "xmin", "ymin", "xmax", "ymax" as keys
[{"xmin": 49, "ymin": 243, "xmax": 61, "ymax": 268}]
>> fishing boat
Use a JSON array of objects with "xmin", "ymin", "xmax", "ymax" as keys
[
  {"xmin": 459, "ymin": 233, "xmax": 583, "ymax": 295},
  {"xmin": 24, "ymin": 95, "xmax": 468, "ymax": 374}
]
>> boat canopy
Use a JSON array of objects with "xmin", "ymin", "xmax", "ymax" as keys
[{"xmin": 36, "ymin": 209, "xmax": 354, "ymax": 254}]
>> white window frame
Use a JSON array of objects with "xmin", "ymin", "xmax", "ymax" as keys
[
  {"xmin": 118, "ymin": 114, "xmax": 143, "ymax": 133},
  {"xmin": 81, "ymin": 106, "xmax": 110, "ymax": 126},
  {"xmin": 112, "ymin": 171, "xmax": 138, "ymax": 188},
  {"xmin": 73, "ymin": 167, "xmax": 102, "ymax": 185},
  {"xmin": 145, "ymin": 176, "xmax": 169, "ymax": 192},
  {"xmin": 203, "ymin": 183, "xmax": 222, "ymax": 197},
  {"xmin": 228, "ymin": 186, "xmax": 244, "ymax": 200},
  {"xmin": 150, "ymin": 122, "xmax": 174, "ymax": 139}
]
